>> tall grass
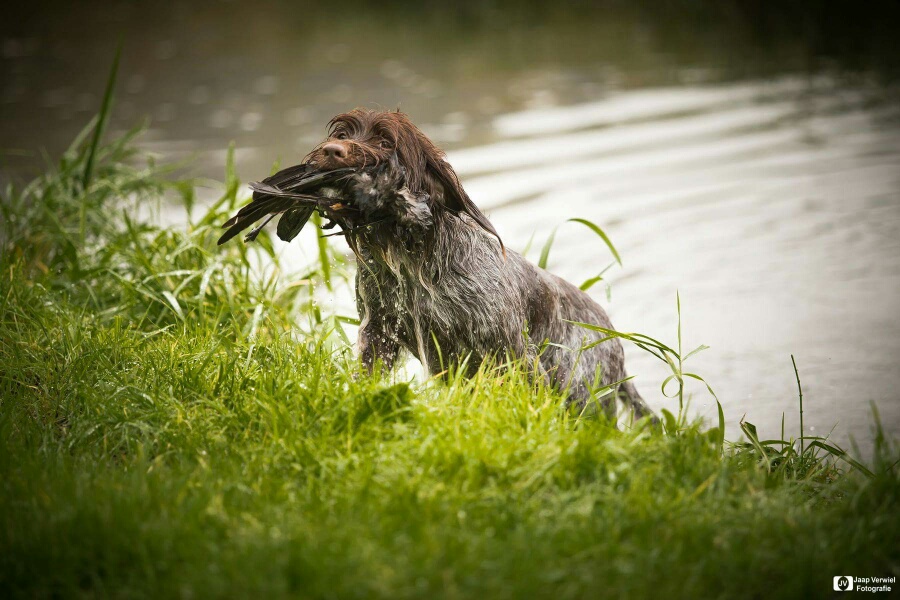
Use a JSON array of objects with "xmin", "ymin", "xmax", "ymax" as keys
[{"xmin": 1, "ymin": 116, "xmax": 898, "ymax": 598}]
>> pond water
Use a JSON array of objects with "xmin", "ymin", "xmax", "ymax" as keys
[{"xmin": 3, "ymin": 1, "xmax": 899, "ymax": 452}]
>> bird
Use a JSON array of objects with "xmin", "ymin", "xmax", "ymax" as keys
[{"xmin": 217, "ymin": 164, "xmax": 357, "ymax": 246}]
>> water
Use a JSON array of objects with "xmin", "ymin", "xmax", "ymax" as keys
[
  {"xmin": 3, "ymin": 1, "xmax": 899, "ymax": 451},
  {"xmin": 465, "ymin": 77, "xmax": 900, "ymax": 451}
]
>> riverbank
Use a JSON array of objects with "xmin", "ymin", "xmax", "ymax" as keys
[{"xmin": 1, "ymin": 128, "xmax": 897, "ymax": 599}]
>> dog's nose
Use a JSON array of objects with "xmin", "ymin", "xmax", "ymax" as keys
[{"xmin": 322, "ymin": 142, "xmax": 348, "ymax": 160}]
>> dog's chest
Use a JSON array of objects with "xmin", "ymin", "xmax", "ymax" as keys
[
  {"xmin": 355, "ymin": 245, "xmax": 529, "ymax": 369},
  {"xmin": 357, "ymin": 257, "xmax": 450, "ymax": 332}
]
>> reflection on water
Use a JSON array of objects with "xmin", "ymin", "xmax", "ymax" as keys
[
  {"xmin": 458, "ymin": 77, "xmax": 900, "ymax": 451},
  {"xmin": 2, "ymin": 1, "xmax": 899, "ymax": 449}
]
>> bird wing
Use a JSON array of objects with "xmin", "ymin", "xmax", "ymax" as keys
[
  {"xmin": 276, "ymin": 206, "xmax": 315, "ymax": 242},
  {"xmin": 217, "ymin": 165, "xmax": 354, "ymax": 246}
]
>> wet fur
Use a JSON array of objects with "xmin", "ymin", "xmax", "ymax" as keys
[{"xmin": 308, "ymin": 109, "xmax": 654, "ymax": 421}]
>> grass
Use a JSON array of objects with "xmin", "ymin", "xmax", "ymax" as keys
[{"xmin": 1, "ymin": 117, "xmax": 898, "ymax": 599}]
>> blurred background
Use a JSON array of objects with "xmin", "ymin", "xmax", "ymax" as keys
[{"xmin": 2, "ymin": 0, "xmax": 899, "ymax": 449}]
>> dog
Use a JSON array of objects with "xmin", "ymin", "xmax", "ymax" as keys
[{"xmin": 306, "ymin": 108, "xmax": 654, "ymax": 421}]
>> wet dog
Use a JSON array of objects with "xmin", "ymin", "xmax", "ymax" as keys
[{"xmin": 307, "ymin": 108, "xmax": 654, "ymax": 421}]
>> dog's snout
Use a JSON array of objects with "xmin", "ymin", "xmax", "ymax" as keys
[{"xmin": 322, "ymin": 142, "xmax": 349, "ymax": 160}]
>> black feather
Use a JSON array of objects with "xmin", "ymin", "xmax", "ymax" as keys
[
  {"xmin": 222, "ymin": 197, "xmax": 287, "ymax": 228},
  {"xmin": 260, "ymin": 165, "xmax": 355, "ymax": 195},
  {"xmin": 218, "ymin": 222, "xmax": 253, "ymax": 246},
  {"xmin": 218, "ymin": 165, "xmax": 365, "ymax": 246},
  {"xmin": 276, "ymin": 207, "xmax": 315, "ymax": 242},
  {"xmin": 244, "ymin": 214, "xmax": 278, "ymax": 242}
]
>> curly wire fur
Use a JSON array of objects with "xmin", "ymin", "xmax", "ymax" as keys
[{"xmin": 312, "ymin": 108, "xmax": 654, "ymax": 422}]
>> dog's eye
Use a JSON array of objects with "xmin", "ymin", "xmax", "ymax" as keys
[
  {"xmin": 334, "ymin": 131, "xmax": 348, "ymax": 140},
  {"xmin": 378, "ymin": 139, "xmax": 392, "ymax": 149}
]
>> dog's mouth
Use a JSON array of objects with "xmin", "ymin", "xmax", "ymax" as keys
[
  {"xmin": 306, "ymin": 154, "xmax": 397, "ymax": 208},
  {"xmin": 310, "ymin": 156, "xmax": 355, "ymax": 171},
  {"xmin": 219, "ymin": 155, "xmax": 410, "ymax": 247},
  {"xmin": 307, "ymin": 141, "xmax": 384, "ymax": 173},
  {"xmin": 317, "ymin": 185, "xmax": 355, "ymax": 214}
]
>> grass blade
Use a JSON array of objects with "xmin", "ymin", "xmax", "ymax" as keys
[
  {"xmin": 161, "ymin": 291, "xmax": 185, "ymax": 321},
  {"xmin": 716, "ymin": 400, "xmax": 726, "ymax": 454},
  {"xmin": 791, "ymin": 354, "xmax": 804, "ymax": 454},
  {"xmin": 567, "ymin": 320, "xmax": 680, "ymax": 359},
  {"xmin": 82, "ymin": 42, "xmax": 122, "ymax": 191},
  {"xmin": 740, "ymin": 419, "xmax": 772, "ymax": 472},
  {"xmin": 579, "ymin": 261, "xmax": 615, "ymax": 291},
  {"xmin": 806, "ymin": 440, "xmax": 875, "ymax": 478},
  {"xmin": 683, "ymin": 344, "xmax": 710, "ymax": 362},
  {"xmin": 567, "ymin": 218, "xmax": 622, "ymax": 265},
  {"xmin": 313, "ymin": 212, "xmax": 332, "ymax": 290},
  {"xmin": 538, "ymin": 226, "xmax": 558, "ymax": 269}
]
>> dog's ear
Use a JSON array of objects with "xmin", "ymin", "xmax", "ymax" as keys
[{"xmin": 426, "ymin": 156, "xmax": 505, "ymax": 255}]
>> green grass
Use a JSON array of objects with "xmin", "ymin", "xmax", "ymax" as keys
[{"xmin": 1, "ymin": 120, "xmax": 898, "ymax": 600}]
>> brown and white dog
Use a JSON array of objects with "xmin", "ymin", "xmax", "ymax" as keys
[{"xmin": 307, "ymin": 108, "xmax": 654, "ymax": 421}]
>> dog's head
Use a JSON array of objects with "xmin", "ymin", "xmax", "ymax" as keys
[{"xmin": 306, "ymin": 108, "xmax": 502, "ymax": 249}]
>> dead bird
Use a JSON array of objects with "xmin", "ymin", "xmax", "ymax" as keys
[
  {"xmin": 221, "ymin": 108, "xmax": 656, "ymax": 422},
  {"xmin": 217, "ymin": 165, "xmax": 358, "ymax": 245}
]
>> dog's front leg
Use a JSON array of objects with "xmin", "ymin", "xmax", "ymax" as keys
[
  {"xmin": 355, "ymin": 265, "xmax": 403, "ymax": 374},
  {"xmin": 358, "ymin": 320, "xmax": 401, "ymax": 374}
]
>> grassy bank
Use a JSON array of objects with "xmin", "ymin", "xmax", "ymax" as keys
[{"xmin": 1, "ymin": 125, "xmax": 898, "ymax": 599}]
